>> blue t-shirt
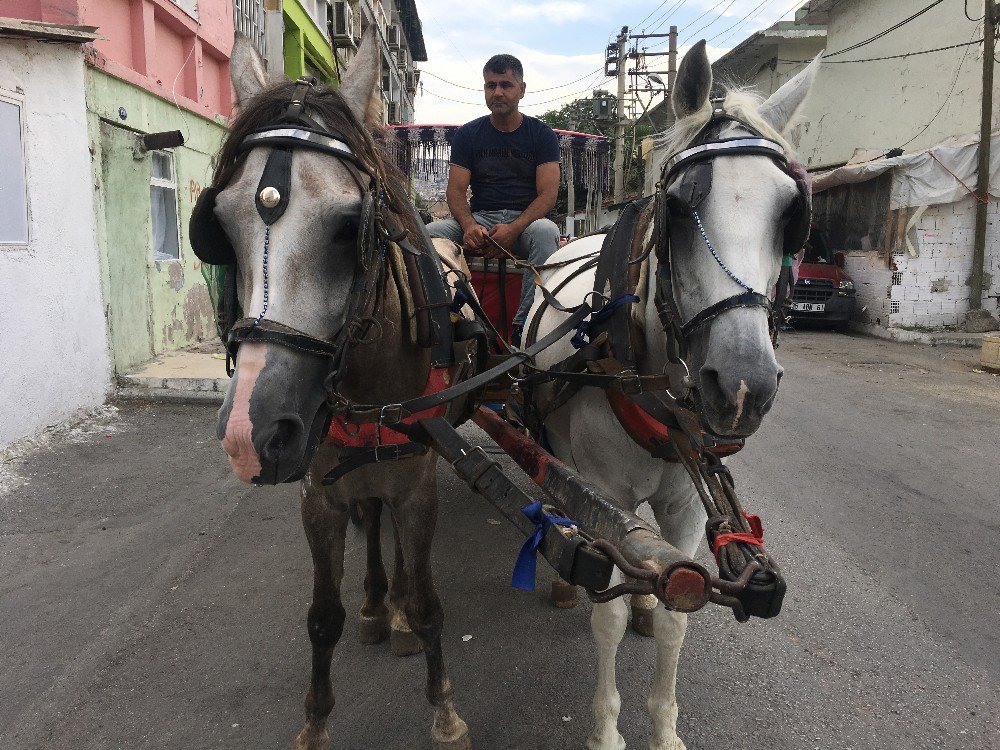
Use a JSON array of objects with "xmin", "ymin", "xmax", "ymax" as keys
[{"xmin": 450, "ymin": 115, "xmax": 561, "ymax": 212}]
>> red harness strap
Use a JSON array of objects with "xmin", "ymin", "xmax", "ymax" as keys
[
  {"xmin": 325, "ymin": 366, "xmax": 453, "ymax": 448},
  {"xmin": 710, "ymin": 512, "xmax": 765, "ymax": 558},
  {"xmin": 605, "ymin": 389, "xmax": 744, "ymax": 461}
]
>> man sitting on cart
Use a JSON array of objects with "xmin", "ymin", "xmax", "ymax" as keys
[{"xmin": 425, "ymin": 53, "xmax": 561, "ymax": 346}]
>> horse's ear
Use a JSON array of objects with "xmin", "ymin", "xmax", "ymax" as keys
[
  {"xmin": 338, "ymin": 28, "xmax": 381, "ymax": 125},
  {"xmin": 231, "ymin": 32, "xmax": 269, "ymax": 105},
  {"xmin": 758, "ymin": 53, "xmax": 821, "ymax": 133},
  {"xmin": 672, "ymin": 40, "xmax": 712, "ymax": 119}
]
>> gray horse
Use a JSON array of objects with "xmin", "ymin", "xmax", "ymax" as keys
[
  {"xmin": 528, "ymin": 42, "xmax": 819, "ymax": 750},
  {"xmin": 209, "ymin": 32, "xmax": 471, "ymax": 750}
]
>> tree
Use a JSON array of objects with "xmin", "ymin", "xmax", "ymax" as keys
[{"xmin": 538, "ymin": 98, "xmax": 653, "ymax": 214}]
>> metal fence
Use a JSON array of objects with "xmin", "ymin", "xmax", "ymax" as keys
[{"xmin": 233, "ymin": 0, "xmax": 267, "ymax": 58}]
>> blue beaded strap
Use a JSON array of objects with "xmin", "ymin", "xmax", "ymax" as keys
[
  {"xmin": 691, "ymin": 210, "xmax": 755, "ymax": 294},
  {"xmin": 252, "ymin": 225, "xmax": 271, "ymax": 328}
]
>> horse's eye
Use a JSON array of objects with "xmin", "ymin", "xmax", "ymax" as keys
[{"xmin": 337, "ymin": 219, "xmax": 358, "ymax": 240}]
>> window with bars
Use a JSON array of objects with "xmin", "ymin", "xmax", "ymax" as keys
[
  {"xmin": 234, "ymin": 0, "xmax": 267, "ymax": 57},
  {"xmin": 150, "ymin": 151, "xmax": 181, "ymax": 261},
  {"xmin": 0, "ymin": 92, "xmax": 29, "ymax": 246}
]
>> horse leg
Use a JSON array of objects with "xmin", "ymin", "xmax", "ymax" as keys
[
  {"xmin": 358, "ymin": 497, "xmax": 391, "ymax": 644},
  {"xmin": 587, "ymin": 570, "xmax": 628, "ymax": 750},
  {"xmin": 294, "ymin": 479, "xmax": 350, "ymax": 750},
  {"xmin": 388, "ymin": 508, "xmax": 423, "ymax": 657},
  {"xmin": 646, "ymin": 479, "xmax": 706, "ymax": 750},
  {"xmin": 394, "ymin": 488, "xmax": 470, "ymax": 750}
]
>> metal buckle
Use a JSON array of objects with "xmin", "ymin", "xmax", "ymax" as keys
[
  {"xmin": 617, "ymin": 370, "xmax": 642, "ymax": 395},
  {"xmin": 450, "ymin": 445, "xmax": 497, "ymax": 490},
  {"xmin": 379, "ymin": 403, "xmax": 404, "ymax": 425}
]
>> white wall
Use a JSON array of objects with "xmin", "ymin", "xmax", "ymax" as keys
[
  {"xmin": 887, "ymin": 198, "xmax": 1000, "ymax": 327},
  {"xmin": 797, "ymin": 0, "xmax": 997, "ymax": 168},
  {"xmin": 0, "ymin": 40, "xmax": 110, "ymax": 448},
  {"xmin": 843, "ymin": 197, "xmax": 1000, "ymax": 329}
]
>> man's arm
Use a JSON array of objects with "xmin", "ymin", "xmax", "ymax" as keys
[
  {"xmin": 445, "ymin": 164, "xmax": 488, "ymax": 251},
  {"xmin": 488, "ymin": 161, "xmax": 560, "ymax": 252}
]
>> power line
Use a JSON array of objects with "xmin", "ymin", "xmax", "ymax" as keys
[
  {"xmin": 679, "ymin": 0, "xmax": 739, "ymax": 46},
  {"xmin": 634, "ymin": 0, "xmax": 677, "ymax": 30},
  {"xmin": 825, "ymin": 0, "xmax": 947, "ymax": 57},
  {"xmin": 705, "ymin": 0, "xmax": 777, "ymax": 44},
  {"xmin": 778, "ymin": 37, "xmax": 984, "ymax": 64},
  {"xmin": 421, "ymin": 73, "xmax": 611, "ymax": 111},
  {"xmin": 899, "ymin": 25, "xmax": 981, "ymax": 148},
  {"xmin": 420, "ymin": 67, "xmax": 606, "ymax": 94}
]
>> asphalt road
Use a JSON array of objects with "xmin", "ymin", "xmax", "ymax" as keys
[{"xmin": 1, "ymin": 330, "xmax": 997, "ymax": 750}]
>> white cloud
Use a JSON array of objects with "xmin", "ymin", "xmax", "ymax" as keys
[{"xmin": 507, "ymin": 1, "xmax": 594, "ymax": 24}]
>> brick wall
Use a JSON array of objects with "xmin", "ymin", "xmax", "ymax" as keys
[{"xmin": 883, "ymin": 198, "xmax": 1000, "ymax": 328}]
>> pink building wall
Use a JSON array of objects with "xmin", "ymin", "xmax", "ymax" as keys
[
  {"xmin": 84, "ymin": 0, "xmax": 233, "ymax": 119},
  {"xmin": 3, "ymin": 0, "xmax": 233, "ymax": 118}
]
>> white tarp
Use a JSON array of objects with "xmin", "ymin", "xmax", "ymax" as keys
[{"xmin": 812, "ymin": 130, "xmax": 1000, "ymax": 210}]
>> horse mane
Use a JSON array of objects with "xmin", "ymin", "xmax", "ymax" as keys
[
  {"xmin": 653, "ymin": 87, "xmax": 794, "ymax": 159},
  {"xmin": 212, "ymin": 79, "xmax": 417, "ymax": 236}
]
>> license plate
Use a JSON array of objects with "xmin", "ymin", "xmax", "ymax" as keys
[{"xmin": 792, "ymin": 302, "xmax": 825, "ymax": 312}]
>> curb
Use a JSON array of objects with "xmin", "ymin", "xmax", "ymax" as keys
[
  {"xmin": 117, "ymin": 376, "xmax": 228, "ymax": 405},
  {"xmin": 848, "ymin": 322, "xmax": 996, "ymax": 348}
]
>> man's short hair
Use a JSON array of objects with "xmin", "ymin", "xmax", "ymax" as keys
[{"xmin": 483, "ymin": 54, "xmax": 523, "ymax": 82}]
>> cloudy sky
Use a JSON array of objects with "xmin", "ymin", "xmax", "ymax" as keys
[{"xmin": 411, "ymin": 0, "xmax": 807, "ymax": 126}]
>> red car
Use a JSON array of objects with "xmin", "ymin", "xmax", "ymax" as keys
[{"xmin": 789, "ymin": 229, "xmax": 856, "ymax": 329}]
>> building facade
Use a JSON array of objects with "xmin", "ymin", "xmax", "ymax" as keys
[
  {"xmin": 0, "ymin": 19, "xmax": 110, "ymax": 448},
  {"xmin": 798, "ymin": 0, "xmax": 999, "ymax": 330},
  {"xmin": 81, "ymin": 0, "xmax": 235, "ymax": 374},
  {"xmin": 331, "ymin": 0, "xmax": 425, "ymax": 124}
]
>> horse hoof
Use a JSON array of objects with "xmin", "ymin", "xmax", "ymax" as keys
[
  {"xmin": 390, "ymin": 627, "xmax": 423, "ymax": 656},
  {"xmin": 358, "ymin": 613, "xmax": 390, "ymax": 644},
  {"xmin": 550, "ymin": 578, "xmax": 578, "ymax": 609},
  {"xmin": 432, "ymin": 730, "xmax": 471, "ymax": 750},
  {"xmin": 292, "ymin": 725, "xmax": 331, "ymax": 750},
  {"xmin": 630, "ymin": 605, "xmax": 656, "ymax": 637}
]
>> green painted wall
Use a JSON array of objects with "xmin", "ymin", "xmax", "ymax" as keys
[
  {"xmin": 283, "ymin": 0, "xmax": 338, "ymax": 84},
  {"xmin": 86, "ymin": 69, "xmax": 227, "ymax": 374}
]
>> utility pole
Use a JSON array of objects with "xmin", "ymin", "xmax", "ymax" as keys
[
  {"xmin": 614, "ymin": 26, "xmax": 629, "ymax": 204},
  {"xmin": 667, "ymin": 26, "xmax": 678, "ymax": 100},
  {"xmin": 971, "ymin": 0, "xmax": 996, "ymax": 312}
]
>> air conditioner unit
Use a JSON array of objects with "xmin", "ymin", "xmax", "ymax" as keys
[
  {"xmin": 405, "ymin": 70, "xmax": 417, "ymax": 93},
  {"xmin": 387, "ymin": 101, "xmax": 401, "ymax": 125},
  {"xmin": 395, "ymin": 47, "xmax": 407, "ymax": 69},
  {"xmin": 386, "ymin": 23, "xmax": 401, "ymax": 49},
  {"xmin": 332, "ymin": 1, "xmax": 356, "ymax": 48}
]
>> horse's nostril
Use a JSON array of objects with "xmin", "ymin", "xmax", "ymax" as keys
[
  {"xmin": 261, "ymin": 417, "xmax": 304, "ymax": 462},
  {"xmin": 699, "ymin": 367, "xmax": 725, "ymax": 404}
]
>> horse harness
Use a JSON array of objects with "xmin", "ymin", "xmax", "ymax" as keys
[{"xmin": 189, "ymin": 78, "xmax": 468, "ymax": 469}]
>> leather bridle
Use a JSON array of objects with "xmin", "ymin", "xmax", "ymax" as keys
[
  {"xmin": 652, "ymin": 109, "xmax": 811, "ymax": 374},
  {"xmin": 190, "ymin": 77, "xmax": 407, "ymax": 393}
]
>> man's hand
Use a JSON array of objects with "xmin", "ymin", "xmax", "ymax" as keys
[
  {"xmin": 462, "ymin": 224, "xmax": 489, "ymax": 253},
  {"xmin": 487, "ymin": 223, "xmax": 522, "ymax": 257}
]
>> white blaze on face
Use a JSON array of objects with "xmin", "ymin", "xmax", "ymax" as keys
[
  {"xmin": 732, "ymin": 378, "xmax": 750, "ymax": 432},
  {"xmin": 221, "ymin": 342, "xmax": 267, "ymax": 482}
]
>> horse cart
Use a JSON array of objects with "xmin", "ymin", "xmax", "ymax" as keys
[{"xmin": 192, "ymin": 32, "xmax": 815, "ymax": 749}]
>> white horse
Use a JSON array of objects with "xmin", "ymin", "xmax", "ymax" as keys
[{"xmin": 528, "ymin": 42, "xmax": 819, "ymax": 750}]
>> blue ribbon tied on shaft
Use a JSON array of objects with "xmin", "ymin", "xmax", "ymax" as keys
[
  {"xmin": 511, "ymin": 500, "xmax": 579, "ymax": 591},
  {"xmin": 571, "ymin": 294, "xmax": 640, "ymax": 349}
]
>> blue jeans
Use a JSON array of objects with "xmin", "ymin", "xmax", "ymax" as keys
[{"xmin": 426, "ymin": 209, "xmax": 561, "ymax": 327}]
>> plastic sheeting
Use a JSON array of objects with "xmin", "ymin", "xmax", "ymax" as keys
[{"xmin": 811, "ymin": 130, "xmax": 1000, "ymax": 210}]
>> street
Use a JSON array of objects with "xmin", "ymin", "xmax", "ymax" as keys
[{"xmin": 1, "ymin": 330, "xmax": 997, "ymax": 750}]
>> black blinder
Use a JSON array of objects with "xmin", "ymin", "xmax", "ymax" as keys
[
  {"xmin": 189, "ymin": 187, "xmax": 237, "ymax": 266},
  {"xmin": 783, "ymin": 178, "xmax": 812, "ymax": 255}
]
